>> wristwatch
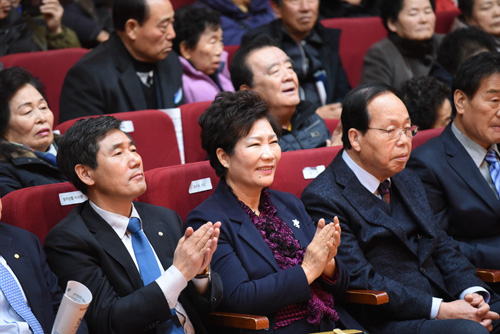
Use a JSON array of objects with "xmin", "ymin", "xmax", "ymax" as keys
[{"xmin": 194, "ymin": 266, "xmax": 210, "ymax": 279}]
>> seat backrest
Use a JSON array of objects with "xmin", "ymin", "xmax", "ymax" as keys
[
  {"xmin": 224, "ymin": 45, "xmax": 240, "ymax": 69},
  {"xmin": 272, "ymin": 146, "xmax": 342, "ymax": 198},
  {"xmin": 138, "ymin": 161, "xmax": 219, "ymax": 222},
  {"xmin": 55, "ymin": 110, "xmax": 182, "ymax": 170},
  {"xmin": 170, "ymin": 0, "xmax": 195, "ymax": 9},
  {"xmin": 0, "ymin": 48, "xmax": 89, "ymax": 125},
  {"xmin": 1, "ymin": 182, "xmax": 83, "ymax": 244},
  {"xmin": 412, "ymin": 126, "xmax": 445, "ymax": 149},
  {"xmin": 180, "ymin": 101, "xmax": 212, "ymax": 163}
]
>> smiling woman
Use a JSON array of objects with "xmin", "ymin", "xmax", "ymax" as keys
[{"xmin": 0, "ymin": 67, "xmax": 67, "ymax": 196}]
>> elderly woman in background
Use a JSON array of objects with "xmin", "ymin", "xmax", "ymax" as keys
[
  {"xmin": 173, "ymin": 6, "xmax": 234, "ymax": 104},
  {"xmin": 456, "ymin": 0, "xmax": 500, "ymax": 48},
  {"xmin": 186, "ymin": 90, "xmax": 353, "ymax": 333},
  {"xmin": 0, "ymin": 67, "xmax": 66, "ymax": 196},
  {"xmin": 360, "ymin": 0, "xmax": 444, "ymax": 90}
]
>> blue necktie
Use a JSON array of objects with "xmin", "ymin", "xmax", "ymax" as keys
[
  {"xmin": 485, "ymin": 150, "xmax": 500, "ymax": 197},
  {"xmin": 0, "ymin": 261, "xmax": 44, "ymax": 334},
  {"xmin": 128, "ymin": 218, "xmax": 184, "ymax": 333}
]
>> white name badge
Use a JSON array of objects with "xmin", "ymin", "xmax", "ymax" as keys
[
  {"xmin": 302, "ymin": 165, "xmax": 326, "ymax": 180},
  {"xmin": 188, "ymin": 178, "xmax": 213, "ymax": 194},
  {"xmin": 120, "ymin": 120, "xmax": 135, "ymax": 133},
  {"xmin": 59, "ymin": 191, "xmax": 88, "ymax": 206}
]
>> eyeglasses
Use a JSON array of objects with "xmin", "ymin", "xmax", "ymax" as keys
[{"xmin": 367, "ymin": 125, "xmax": 419, "ymax": 141}]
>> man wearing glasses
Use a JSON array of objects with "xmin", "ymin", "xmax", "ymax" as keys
[
  {"xmin": 301, "ymin": 82, "xmax": 500, "ymax": 334},
  {"xmin": 408, "ymin": 51, "xmax": 500, "ymax": 273}
]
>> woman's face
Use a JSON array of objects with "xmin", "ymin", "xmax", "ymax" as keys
[
  {"xmin": 220, "ymin": 118, "xmax": 282, "ymax": 195},
  {"xmin": 388, "ymin": 0, "xmax": 436, "ymax": 41},
  {"xmin": 4, "ymin": 84, "xmax": 54, "ymax": 152},
  {"xmin": 433, "ymin": 98, "xmax": 452, "ymax": 128},
  {"xmin": 469, "ymin": 0, "xmax": 500, "ymax": 38},
  {"xmin": 182, "ymin": 26, "xmax": 223, "ymax": 76}
]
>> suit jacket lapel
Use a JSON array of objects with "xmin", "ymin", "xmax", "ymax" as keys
[
  {"xmin": 81, "ymin": 202, "xmax": 144, "ymax": 290},
  {"xmin": 442, "ymin": 126, "xmax": 500, "ymax": 218}
]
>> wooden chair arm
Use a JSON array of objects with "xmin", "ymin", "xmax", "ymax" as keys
[
  {"xmin": 203, "ymin": 311, "xmax": 269, "ymax": 330},
  {"xmin": 343, "ymin": 289, "xmax": 389, "ymax": 305},
  {"xmin": 477, "ymin": 268, "xmax": 500, "ymax": 283}
]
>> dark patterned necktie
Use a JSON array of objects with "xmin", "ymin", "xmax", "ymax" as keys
[{"xmin": 378, "ymin": 180, "xmax": 391, "ymax": 204}]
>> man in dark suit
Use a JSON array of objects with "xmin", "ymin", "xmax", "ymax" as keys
[
  {"xmin": 301, "ymin": 83, "xmax": 500, "ymax": 334},
  {"xmin": 59, "ymin": 0, "xmax": 184, "ymax": 123},
  {"xmin": 44, "ymin": 116, "xmax": 222, "ymax": 334},
  {"xmin": 241, "ymin": 0, "xmax": 351, "ymax": 119},
  {"xmin": 408, "ymin": 51, "xmax": 500, "ymax": 270},
  {"xmin": 0, "ymin": 198, "xmax": 87, "ymax": 334}
]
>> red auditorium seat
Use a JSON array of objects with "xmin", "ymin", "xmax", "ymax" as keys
[
  {"xmin": 0, "ymin": 48, "xmax": 89, "ymax": 125},
  {"xmin": 180, "ymin": 100, "xmax": 212, "ymax": 163},
  {"xmin": 55, "ymin": 110, "xmax": 182, "ymax": 170},
  {"xmin": 412, "ymin": 126, "xmax": 445, "ymax": 149},
  {"xmin": 1, "ymin": 182, "xmax": 81, "ymax": 244}
]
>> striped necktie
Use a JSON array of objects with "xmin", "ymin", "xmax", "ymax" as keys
[{"xmin": 485, "ymin": 150, "xmax": 500, "ymax": 197}]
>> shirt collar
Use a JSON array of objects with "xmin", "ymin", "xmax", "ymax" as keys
[
  {"xmin": 342, "ymin": 150, "xmax": 388, "ymax": 194},
  {"xmin": 89, "ymin": 201, "xmax": 141, "ymax": 239},
  {"xmin": 451, "ymin": 122, "xmax": 500, "ymax": 168}
]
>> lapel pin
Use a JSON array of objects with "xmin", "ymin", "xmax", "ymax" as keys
[
  {"xmin": 14, "ymin": 254, "xmax": 20, "ymax": 259},
  {"xmin": 292, "ymin": 219, "xmax": 300, "ymax": 229},
  {"xmin": 158, "ymin": 232, "xmax": 164, "ymax": 237}
]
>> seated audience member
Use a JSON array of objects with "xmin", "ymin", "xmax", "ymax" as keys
[
  {"xmin": 192, "ymin": 0, "xmax": 275, "ymax": 45},
  {"xmin": 408, "ymin": 52, "xmax": 500, "ymax": 271},
  {"xmin": 437, "ymin": 27, "xmax": 497, "ymax": 84},
  {"xmin": 319, "ymin": 0, "xmax": 380, "ymax": 18},
  {"xmin": 360, "ymin": 0, "xmax": 444, "ymax": 91},
  {"xmin": 231, "ymin": 35, "xmax": 334, "ymax": 151},
  {"xmin": 401, "ymin": 76, "xmax": 451, "ymax": 130},
  {"xmin": 0, "ymin": 67, "xmax": 67, "ymax": 197},
  {"xmin": 59, "ymin": 0, "xmax": 184, "ymax": 123},
  {"xmin": 0, "ymin": 197, "xmax": 87, "ymax": 334},
  {"xmin": 186, "ymin": 90, "xmax": 359, "ymax": 333},
  {"xmin": 456, "ymin": 0, "xmax": 500, "ymax": 47},
  {"xmin": 0, "ymin": 0, "xmax": 79, "ymax": 56},
  {"xmin": 241, "ymin": 0, "xmax": 351, "ymax": 119},
  {"xmin": 173, "ymin": 6, "xmax": 234, "ymax": 104},
  {"xmin": 301, "ymin": 83, "xmax": 500, "ymax": 334},
  {"xmin": 61, "ymin": 0, "xmax": 113, "ymax": 48},
  {"xmin": 44, "ymin": 116, "xmax": 222, "ymax": 333}
]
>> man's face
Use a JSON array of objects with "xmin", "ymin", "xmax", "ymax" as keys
[
  {"xmin": 468, "ymin": 0, "xmax": 500, "ymax": 38},
  {"xmin": 273, "ymin": 0, "xmax": 319, "ymax": 41},
  {"xmin": 129, "ymin": 0, "xmax": 176, "ymax": 62},
  {"xmin": 86, "ymin": 129, "xmax": 146, "ymax": 201},
  {"xmin": 0, "ymin": 0, "xmax": 11, "ymax": 20},
  {"xmin": 352, "ymin": 92, "xmax": 412, "ymax": 181},
  {"xmin": 245, "ymin": 46, "xmax": 300, "ymax": 120},
  {"xmin": 454, "ymin": 72, "xmax": 500, "ymax": 149}
]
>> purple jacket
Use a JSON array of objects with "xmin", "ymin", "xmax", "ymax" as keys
[
  {"xmin": 179, "ymin": 50, "xmax": 235, "ymax": 104},
  {"xmin": 192, "ymin": 0, "xmax": 275, "ymax": 45}
]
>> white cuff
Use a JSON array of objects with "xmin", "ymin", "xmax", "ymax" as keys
[
  {"xmin": 431, "ymin": 297, "xmax": 443, "ymax": 319},
  {"xmin": 156, "ymin": 265, "xmax": 188, "ymax": 309},
  {"xmin": 460, "ymin": 286, "xmax": 490, "ymax": 303}
]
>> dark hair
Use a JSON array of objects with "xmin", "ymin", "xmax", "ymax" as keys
[
  {"xmin": 0, "ymin": 66, "xmax": 46, "ymax": 138},
  {"xmin": 342, "ymin": 83, "xmax": 403, "ymax": 149},
  {"xmin": 270, "ymin": 0, "xmax": 282, "ymax": 5},
  {"xmin": 57, "ymin": 116, "xmax": 123, "ymax": 194},
  {"xmin": 437, "ymin": 27, "xmax": 497, "ymax": 76},
  {"xmin": 172, "ymin": 6, "xmax": 220, "ymax": 56},
  {"xmin": 458, "ymin": 0, "xmax": 474, "ymax": 19},
  {"xmin": 401, "ymin": 76, "xmax": 450, "ymax": 130},
  {"xmin": 452, "ymin": 51, "xmax": 500, "ymax": 116},
  {"xmin": 379, "ymin": 0, "xmax": 435, "ymax": 31},
  {"xmin": 113, "ymin": 0, "xmax": 149, "ymax": 31},
  {"xmin": 199, "ymin": 90, "xmax": 281, "ymax": 177},
  {"xmin": 230, "ymin": 34, "xmax": 279, "ymax": 90}
]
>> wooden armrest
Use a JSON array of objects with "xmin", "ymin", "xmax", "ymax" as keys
[
  {"xmin": 203, "ymin": 311, "xmax": 269, "ymax": 330},
  {"xmin": 477, "ymin": 268, "xmax": 500, "ymax": 283},
  {"xmin": 343, "ymin": 290, "xmax": 389, "ymax": 305}
]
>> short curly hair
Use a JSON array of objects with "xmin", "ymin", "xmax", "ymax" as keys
[
  {"xmin": 199, "ymin": 90, "xmax": 281, "ymax": 177},
  {"xmin": 401, "ymin": 76, "xmax": 450, "ymax": 130}
]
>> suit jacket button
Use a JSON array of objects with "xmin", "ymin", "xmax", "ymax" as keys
[{"xmin": 421, "ymin": 267, "xmax": 426, "ymax": 273}]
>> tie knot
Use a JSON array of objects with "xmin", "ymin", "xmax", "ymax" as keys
[
  {"xmin": 486, "ymin": 150, "xmax": 498, "ymax": 165},
  {"xmin": 378, "ymin": 180, "xmax": 391, "ymax": 196},
  {"xmin": 128, "ymin": 217, "xmax": 142, "ymax": 233}
]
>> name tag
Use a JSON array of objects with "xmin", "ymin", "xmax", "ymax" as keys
[
  {"xmin": 188, "ymin": 178, "xmax": 213, "ymax": 194},
  {"xmin": 59, "ymin": 191, "xmax": 87, "ymax": 206},
  {"xmin": 302, "ymin": 165, "xmax": 326, "ymax": 179},
  {"xmin": 120, "ymin": 120, "xmax": 135, "ymax": 133}
]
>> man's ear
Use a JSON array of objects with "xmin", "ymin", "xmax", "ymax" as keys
[
  {"xmin": 124, "ymin": 19, "xmax": 139, "ymax": 40},
  {"xmin": 454, "ymin": 89, "xmax": 467, "ymax": 117},
  {"xmin": 240, "ymin": 84, "xmax": 251, "ymax": 91},
  {"xmin": 348, "ymin": 128, "xmax": 362, "ymax": 152},
  {"xmin": 75, "ymin": 164, "xmax": 96, "ymax": 187},
  {"xmin": 216, "ymin": 148, "xmax": 229, "ymax": 169},
  {"xmin": 270, "ymin": 1, "xmax": 282, "ymax": 18}
]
